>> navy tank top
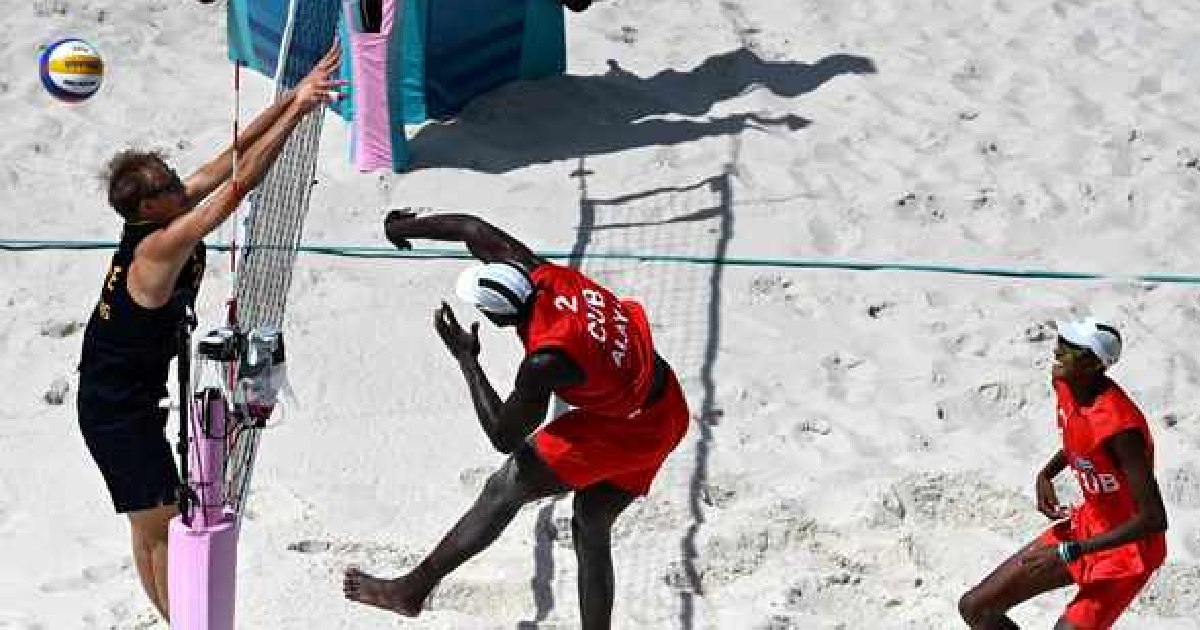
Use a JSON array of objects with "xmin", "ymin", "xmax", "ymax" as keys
[{"xmin": 79, "ymin": 221, "xmax": 205, "ymax": 409}]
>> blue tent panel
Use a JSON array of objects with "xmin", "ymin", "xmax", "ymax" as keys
[{"xmin": 227, "ymin": 0, "xmax": 565, "ymax": 171}]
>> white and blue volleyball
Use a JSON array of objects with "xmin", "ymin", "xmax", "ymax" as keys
[{"xmin": 39, "ymin": 39, "xmax": 104, "ymax": 103}]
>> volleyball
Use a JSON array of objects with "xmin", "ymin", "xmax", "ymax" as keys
[{"xmin": 39, "ymin": 38, "xmax": 104, "ymax": 103}]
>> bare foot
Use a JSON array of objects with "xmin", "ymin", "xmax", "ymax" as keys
[{"xmin": 343, "ymin": 567, "xmax": 429, "ymax": 616}]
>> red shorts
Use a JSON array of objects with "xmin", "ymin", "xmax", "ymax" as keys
[
  {"xmin": 1039, "ymin": 521, "xmax": 1158, "ymax": 629},
  {"xmin": 533, "ymin": 371, "xmax": 688, "ymax": 495}
]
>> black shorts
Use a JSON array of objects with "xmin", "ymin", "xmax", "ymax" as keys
[{"xmin": 77, "ymin": 380, "xmax": 179, "ymax": 514}]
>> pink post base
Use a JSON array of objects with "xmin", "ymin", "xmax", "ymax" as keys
[{"xmin": 168, "ymin": 511, "xmax": 240, "ymax": 629}]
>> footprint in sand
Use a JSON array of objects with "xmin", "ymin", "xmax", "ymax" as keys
[
  {"xmin": 757, "ymin": 614, "xmax": 801, "ymax": 630},
  {"xmin": 699, "ymin": 476, "xmax": 741, "ymax": 509},
  {"xmin": 604, "ymin": 25, "xmax": 638, "ymax": 44},
  {"xmin": 543, "ymin": 515, "xmax": 573, "ymax": 547},
  {"xmin": 32, "ymin": 1, "xmax": 70, "ymax": 18},
  {"xmin": 0, "ymin": 611, "xmax": 48, "ymax": 629},
  {"xmin": 35, "ymin": 119, "xmax": 64, "ymax": 145},
  {"xmin": 748, "ymin": 273, "xmax": 792, "ymax": 303},
  {"xmin": 1161, "ymin": 463, "xmax": 1200, "ymax": 509},
  {"xmin": 820, "ymin": 352, "xmax": 867, "ymax": 401},
  {"xmin": 458, "ymin": 465, "xmax": 492, "ymax": 492},
  {"xmin": 680, "ymin": 500, "xmax": 819, "ymax": 591},
  {"xmin": 877, "ymin": 471, "xmax": 1039, "ymax": 535},
  {"xmin": 613, "ymin": 496, "xmax": 688, "ymax": 539},
  {"xmin": 1183, "ymin": 528, "xmax": 1200, "ymax": 558},
  {"xmin": 894, "ymin": 191, "xmax": 946, "ymax": 225},
  {"xmin": 1135, "ymin": 562, "xmax": 1200, "ymax": 617},
  {"xmin": 426, "ymin": 579, "xmax": 533, "ymax": 617},
  {"xmin": 793, "ymin": 417, "xmax": 833, "ymax": 441},
  {"xmin": 0, "ymin": 479, "xmax": 15, "ymax": 534},
  {"xmin": 935, "ymin": 380, "xmax": 1035, "ymax": 428},
  {"xmin": 1073, "ymin": 28, "xmax": 1099, "ymax": 55},
  {"xmin": 80, "ymin": 599, "xmax": 164, "ymax": 630},
  {"xmin": 0, "ymin": 164, "xmax": 17, "ymax": 191},
  {"xmin": 37, "ymin": 319, "xmax": 82, "ymax": 338},
  {"xmin": 37, "ymin": 558, "xmax": 131, "ymax": 593},
  {"xmin": 26, "ymin": 140, "xmax": 49, "ymax": 157},
  {"xmin": 307, "ymin": 540, "xmax": 422, "ymax": 573},
  {"xmin": 287, "ymin": 539, "xmax": 333, "ymax": 554}
]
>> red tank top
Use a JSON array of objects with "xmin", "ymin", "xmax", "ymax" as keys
[
  {"xmin": 1054, "ymin": 378, "xmax": 1167, "ymax": 579},
  {"xmin": 520, "ymin": 264, "xmax": 657, "ymax": 418}
]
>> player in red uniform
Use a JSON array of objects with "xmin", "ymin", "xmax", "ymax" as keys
[
  {"xmin": 959, "ymin": 318, "xmax": 1168, "ymax": 629},
  {"xmin": 344, "ymin": 210, "xmax": 689, "ymax": 629}
]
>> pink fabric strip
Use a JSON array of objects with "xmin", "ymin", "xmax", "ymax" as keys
[{"xmin": 347, "ymin": 0, "xmax": 397, "ymax": 172}]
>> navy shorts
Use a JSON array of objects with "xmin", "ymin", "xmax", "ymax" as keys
[{"xmin": 77, "ymin": 380, "xmax": 179, "ymax": 514}]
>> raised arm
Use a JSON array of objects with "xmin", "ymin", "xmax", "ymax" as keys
[
  {"xmin": 181, "ymin": 90, "xmax": 299, "ymax": 207},
  {"xmin": 384, "ymin": 210, "xmax": 545, "ymax": 270},
  {"xmin": 466, "ymin": 350, "xmax": 584, "ymax": 454},
  {"xmin": 164, "ymin": 103, "xmax": 307, "ymax": 243},
  {"xmin": 130, "ymin": 46, "xmax": 342, "ymax": 307},
  {"xmin": 434, "ymin": 303, "xmax": 584, "ymax": 454}
]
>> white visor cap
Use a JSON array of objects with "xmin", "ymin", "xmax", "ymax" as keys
[
  {"xmin": 1056, "ymin": 317, "xmax": 1121, "ymax": 367},
  {"xmin": 455, "ymin": 263, "xmax": 534, "ymax": 316}
]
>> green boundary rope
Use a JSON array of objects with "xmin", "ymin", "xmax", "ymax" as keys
[{"xmin": 3, "ymin": 238, "xmax": 1199, "ymax": 284}]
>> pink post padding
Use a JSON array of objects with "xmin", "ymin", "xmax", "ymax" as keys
[
  {"xmin": 168, "ymin": 512, "xmax": 240, "ymax": 630},
  {"xmin": 346, "ymin": 0, "xmax": 397, "ymax": 172},
  {"xmin": 189, "ymin": 390, "xmax": 227, "ymax": 528}
]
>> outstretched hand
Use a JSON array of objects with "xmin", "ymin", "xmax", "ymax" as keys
[
  {"xmin": 384, "ymin": 208, "xmax": 419, "ymax": 250},
  {"xmin": 434, "ymin": 302, "xmax": 480, "ymax": 361},
  {"xmin": 294, "ymin": 43, "xmax": 346, "ymax": 112}
]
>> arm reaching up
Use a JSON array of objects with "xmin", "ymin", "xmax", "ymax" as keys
[
  {"xmin": 184, "ymin": 48, "xmax": 346, "ymax": 208},
  {"xmin": 180, "ymin": 91, "xmax": 297, "ymax": 208},
  {"xmin": 433, "ymin": 302, "xmax": 584, "ymax": 453},
  {"xmin": 383, "ymin": 210, "xmax": 545, "ymax": 271},
  {"xmin": 128, "ymin": 44, "xmax": 343, "ymax": 308}
]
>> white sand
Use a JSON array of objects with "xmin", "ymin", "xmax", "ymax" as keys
[{"xmin": 2, "ymin": 0, "xmax": 1199, "ymax": 628}]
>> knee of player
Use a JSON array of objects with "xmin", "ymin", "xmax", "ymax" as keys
[{"xmin": 480, "ymin": 467, "xmax": 523, "ymax": 507}]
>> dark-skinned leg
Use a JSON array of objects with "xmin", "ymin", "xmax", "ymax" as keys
[
  {"xmin": 344, "ymin": 444, "xmax": 569, "ymax": 616},
  {"xmin": 958, "ymin": 540, "xmax": 1074, "ymax": 630},
  {"xmin": 572, "ymin": 482, "xmax": 637, "ymax": 630}
]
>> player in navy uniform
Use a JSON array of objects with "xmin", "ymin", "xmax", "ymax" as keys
[{"xmin": 76, "ymin": 45, "xmax": 342, "ymax": 620}]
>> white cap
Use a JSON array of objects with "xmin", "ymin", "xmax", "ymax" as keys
[
  {"xmin": 455, "ymin": 263, "xmax": 534, "ymax": 316},
  {"xmin": 1056, "ymin": 317, "xmax": 1121, "ymax": 367}
]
